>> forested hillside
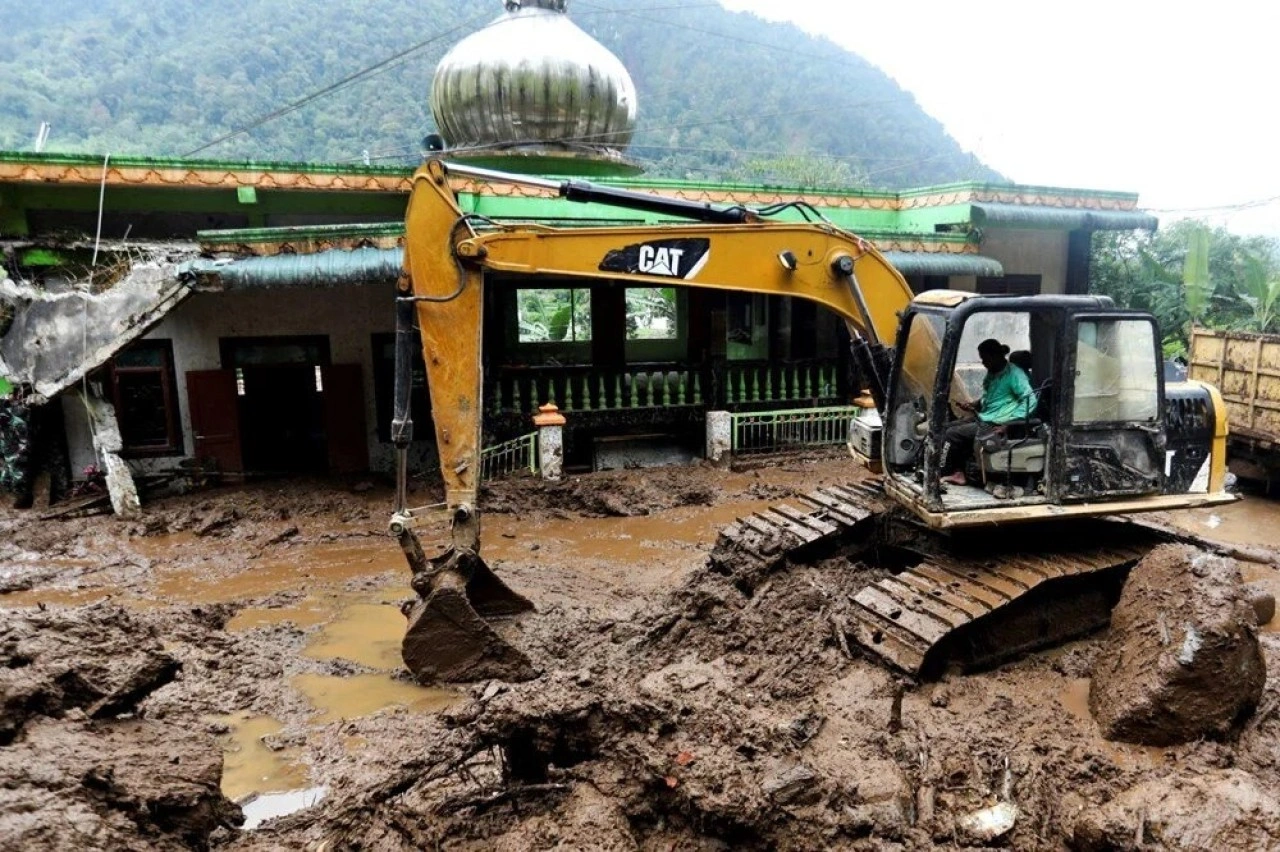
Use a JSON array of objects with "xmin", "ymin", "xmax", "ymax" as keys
[{"xmin": 0, "ymin": 0, "xmax": 999, "ymax": 188}]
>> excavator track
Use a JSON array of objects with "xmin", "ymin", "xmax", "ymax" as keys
[
  {"xmin": 715, "ymin": 478, "xmax": 891, "ymax": 565},
  {"xmin": 848, "ymin": 541, "xmax": 1151, "ymax": 675},
  {"xmin": 713, "ymin": 477, "xmax": 1169, "ymax": 677}
]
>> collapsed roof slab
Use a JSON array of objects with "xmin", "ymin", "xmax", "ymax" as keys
[{"xmin": 0, "ymin": 248, "xmax": 198, "ymax": 400}]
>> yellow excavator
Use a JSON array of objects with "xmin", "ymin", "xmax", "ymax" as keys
[{"xmin": 389, "ymin": 158, "xmax": 1236, "ymax": 683}]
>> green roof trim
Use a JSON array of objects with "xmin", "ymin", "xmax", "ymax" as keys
[
  {"xmin": 972, "ymin": 203, "xmax": 1157, "ymax": 231},
  {"xmin": 0, "ymin": 149, "xmax": 414, "ymax": 178},
  {"xmin": 3, "ymin": 151, "xmax": 1141, "ymax": 207},
  {"xmin": 881, "ymin": 252, "xmax": 1004, "ymax": 278},
  {"xmin": 198, "ymin": 222, "xmax": 405, "ymax": 244},
  {"xmin": 897, "ymin": 181, "xmax": 1141, "ymax": 203}
]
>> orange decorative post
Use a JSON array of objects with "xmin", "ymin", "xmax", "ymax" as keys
[{"xmin": 533, "ymin": 402, "xmax": 566, "ymax": 481}]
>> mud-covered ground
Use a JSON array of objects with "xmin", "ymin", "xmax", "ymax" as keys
[{"xmin": 3, "ymin": 450, "xmax": 1280, "ymax": 850}]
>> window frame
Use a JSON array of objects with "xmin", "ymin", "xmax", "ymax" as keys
[{"xmin": 109, "ymin": 339, "xmax": 184, "ymax": 457}]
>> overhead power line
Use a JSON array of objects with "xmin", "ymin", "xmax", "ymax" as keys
[
  {"xmin": 1150, "ymin": 195, "xmax": 1280, "ymax": 214},
  {"xmin": 182, "ymin": 11, "xmax": 496, "ymax": 157},
  {"xmin": 184, "ymin": 3, "xmax": 724, "ymax": 158}
]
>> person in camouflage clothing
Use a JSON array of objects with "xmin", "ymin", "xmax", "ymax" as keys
[{"xmin": 0, "ymin": 385, "xmax": 35, "ymax": 509}]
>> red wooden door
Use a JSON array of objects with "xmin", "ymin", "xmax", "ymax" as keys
[
  {"xmin": 322, "ymin": 364, "xmax": 369, "ymax": 474},
  {"xmin": 186, "ymin": 369, "xmax": 243, "ymax": 474}
]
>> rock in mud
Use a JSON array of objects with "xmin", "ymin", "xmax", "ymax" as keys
[
  {"xmin": 761, "ymin": 761, "xmax": 818, "ymax": 805},
  {"xmin": 1072, "ymin": 769, "xmax": 1280, "ymax": 851},
  {"xmin": 1090, "ymin": 545, "xmax": 1266, "ymax": 745},
  {"xmin": 0, "ymin": 604, "xmax": 180, "ymax": 743},
  {"xmin": 0, "ymin": 718, "xmax": 241, "ymax": 851}
]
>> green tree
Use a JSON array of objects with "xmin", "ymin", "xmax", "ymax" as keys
[{"xmin": 1236, "ymin": 253, "xmax": 1280, "ymax": 333}]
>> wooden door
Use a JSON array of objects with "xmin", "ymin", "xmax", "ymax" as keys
[
  {"xmin": 322, "ymin": 364, "xmax": 369, "ymax": 474},
  {"xmin": 186, "ymin": 369, "xmax": 243, "ymax": 474}
]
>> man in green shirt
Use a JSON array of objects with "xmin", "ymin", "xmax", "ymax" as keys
[{"xmin": 941, "ymin": 338, "xmax": 1037, "ymax": 486}]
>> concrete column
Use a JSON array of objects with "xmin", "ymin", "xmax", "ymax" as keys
[
  {"xmin": 533, "ymin": 402, "xmax": 566, "ymax": 482},
  {"xmin": 706, "ymin": 410, "xmax": 732, "ymax": 467},
  {"xmin": 75, "ymin": 389, "xmax": 141, "ymax": 518}
]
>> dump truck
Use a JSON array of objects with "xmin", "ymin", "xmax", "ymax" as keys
[
  {"xmin": 388, "ymin": 159, "xmax": 1239, "ymax": 683},
  {"xmin": 1189, "ymin": 326, "xmax": 1280, "ymax": 485}
]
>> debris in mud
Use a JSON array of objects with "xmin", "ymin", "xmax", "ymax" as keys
[
  {"xmin": 0, "ymin": 604, "xmax": 241, "ymax": 851},
  {"xmin": 1090, "ymin": 545, "xmax": 1267, "ymax": 746},
  {"xmin": 481, "ymin": 466, "xmax": 722, "ymax": 517},
  {"xmin": 7, "ymin": 464, "xmax": 1280, "ymax": 852},
  {"xmin": 1071, "ymin": 769, "xmax": 1280, "ymax": 851},
  {"xmin": 0, "ymin": 718, "xmax": 242, "ymax": 851},
  {"xmin": 0, "ymin": 604, "xmax": 180, "ymax": 743},
  {"xmin": 956, "ymin": 800, "xmax": 1018, "ymax": 846}
]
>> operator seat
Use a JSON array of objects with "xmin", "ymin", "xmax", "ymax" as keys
[{"xmin": 980, "ymin": 350, "xmax": 1048, "ymax": 479}]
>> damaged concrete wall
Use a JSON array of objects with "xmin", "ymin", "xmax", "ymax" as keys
[
  {"xmin": 73, "ymin": 389, "xmax": 141, "ymax": 518},
  {"xmin": 0, "ymin": 253, "xmax": 197, "ymax": 400}
]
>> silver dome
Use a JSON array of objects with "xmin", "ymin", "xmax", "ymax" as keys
[{"xmin": 430, "ymin": 0, "xmax": 639, "ymax": 175}]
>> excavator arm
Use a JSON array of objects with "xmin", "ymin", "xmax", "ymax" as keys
[{"xmin": 398, "ymin": 158, "xmax": 916, "ymax": 522}]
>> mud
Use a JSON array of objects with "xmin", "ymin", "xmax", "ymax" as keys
[
  {"xmin": 1, "ymin": 454, "xmax": 1279, "ymax": 850},
  {"xmin": 1090, "ymin": 545, "xmax": 1267, "ymax": 745},
  {"xmin": 0, "ymin": 608, "xmax": 240, "ymax": 850}
]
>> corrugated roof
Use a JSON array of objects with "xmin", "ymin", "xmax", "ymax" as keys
[
  {"xmin": 881, "ymin": 252, "xmax": 1004, "ymax": 278},
  {"xmin": 179, "ymin": 247, "xmax": 403, "ymax": 290},
  {"xmin": 972, "ymin": 203, "xmax": 1158, "ymax": 231}
]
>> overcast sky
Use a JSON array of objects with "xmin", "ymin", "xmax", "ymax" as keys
[{"xmin": 718, "ymin": 0, "xmax": 1280, "ymax": 238}]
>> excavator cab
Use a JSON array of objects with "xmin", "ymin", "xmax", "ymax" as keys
[{"xmin": 879, "ymin": 291, "xmax": 1230, "ymax": 527}]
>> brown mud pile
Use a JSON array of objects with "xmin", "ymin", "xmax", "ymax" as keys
[
  {"xmin": 237, "ymin": 497, "xmax": 1280, "ymax": 848},
  {"xmin": 481, "ymin": 464, "xmax": 726, "ymax": 518},
  {"xmin": 0, "ymin": 606, "xmax": 241, "ymax": 850},
  {"xmin": 1, "ymin": 454, "xmax": 1279, "ymax": 850},
  {"xmin": 1091, "ymin": 545, "xmax": 1267, "ymax": 745}
]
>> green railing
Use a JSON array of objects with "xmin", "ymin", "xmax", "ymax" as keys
[
  {"xmin": 724, "ymin": 363, "xmax": 840, "ymax": 405},
  {"xmin": 480, "ymin": 432, "xmax": 539, "ymax": 481},
  {"xmin": 731, "ymin": 405, "xmax": 859, "ymax": 454},
  {"xmin": 491, "ymin": 366, "xmax": 704, "ymax": 414}
]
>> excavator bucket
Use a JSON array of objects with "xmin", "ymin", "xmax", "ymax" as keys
[{"xmin": 397, "ymin": 528, "xmax": 537, "ymax": 684}]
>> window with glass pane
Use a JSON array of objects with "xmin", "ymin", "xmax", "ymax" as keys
[
  {"xmin": 1072, "ymin": 320, "xmax": 1158, "ymax": 422},
  {"xmin": 625, "ymin": 288, "xmax": 678, "ymax": 340},
  {"xmin": 953, "ymin": 312, "xmax": 1030, "ymax": 403},
  {"xmin": 517, "ymin": 289, "xmax": 592, "ymax": 343}
]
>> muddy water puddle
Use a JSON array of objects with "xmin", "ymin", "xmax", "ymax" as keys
[
  {"xmin": 293, "ymin": 673, "xmax": 457, "ymax": 723},
  {"xmin": 484, "ymin": 499, "xmax": 789, "ymax": 570},
  {"xmin": 302, "ymin": 601, "xmax": 407, "ymax": 669},
  {"xmin": 152, "ymin": 541, "xmax": 402, "ymax": 603},
  {"xmin": 215, "ymin": 712, "xmax": 310, "ymax": 802},
  {"xmin": 2, "ymin": 586, "xmax": 159, "ymax": 609},
  {"xmin": 1165, "ymin": 494, "xmax": 1280, "ymax": 550}
]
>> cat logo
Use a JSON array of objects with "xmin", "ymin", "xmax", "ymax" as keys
[
  {"xmin": 637, "ymin": 245, "xmax": 685, "ymax": 277},
  {"xmin": 598, "ymin": 238, "xmax": 711, "ymax": 280}
]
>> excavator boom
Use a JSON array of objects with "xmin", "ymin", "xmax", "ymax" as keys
[{"xmin": 391, "ymin": 158, "xmax": 913, "ymax": 683}]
